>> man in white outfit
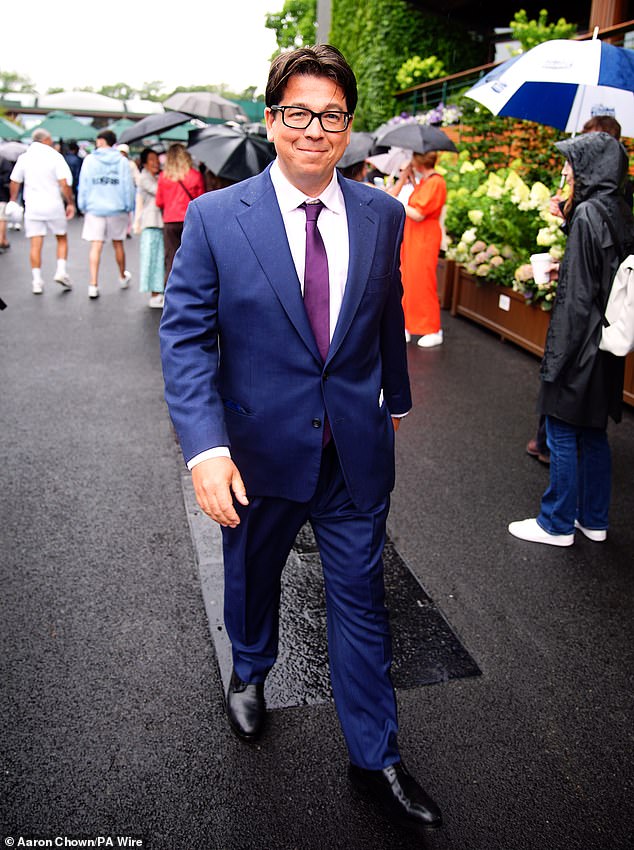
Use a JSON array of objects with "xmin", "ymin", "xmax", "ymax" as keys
[{"xmin": 9, "ymin": 128, "xmax": 75, "ymax": 294}]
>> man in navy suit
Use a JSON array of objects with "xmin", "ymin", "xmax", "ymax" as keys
[{"xmin": 159, "ymin": 45, "xmax": 442, "ymax": 830}]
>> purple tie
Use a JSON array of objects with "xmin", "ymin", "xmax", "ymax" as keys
[{"xmin": 301, "ymin": 201, "xmax": 330, "ymax": 362}]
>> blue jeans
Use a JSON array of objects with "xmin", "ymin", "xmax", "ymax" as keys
[{"xmin": 537, "ymin": 416, "xmax": 611, "ymax": 535}]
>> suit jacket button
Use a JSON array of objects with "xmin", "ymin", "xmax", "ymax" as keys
[{"xmin": 312, "ymin": 418, "xmax": 321, "ymax": 428}]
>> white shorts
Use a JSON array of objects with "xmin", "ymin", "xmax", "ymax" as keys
[
  {"xmin": 81, "ymin": 212, "xmax": 128, "ymax": 242},
  {"xmin": 0, "ymin": 202, "xmax": 6, "ymax": 222},
  {"xmin": 24, "ymin": 216, "xmax": 68, "ymax": 238}
]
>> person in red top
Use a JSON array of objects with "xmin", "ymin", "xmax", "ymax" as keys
[
  {"xmin": 388, "ymin": 151, "xmax": 447, "ymax": 348},
  {"xmin": 155, "ymin": 144, "xmax": 205, "ymax": 284}
]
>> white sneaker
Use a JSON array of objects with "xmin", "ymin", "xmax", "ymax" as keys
[
  {"xmin": 54, "ymin": 272, "xmax": 72, "ymax": 290},
  {"xmin": 404, "ymin": 330, "xmax": 411, "ymax": 343},
  {"xmin": 119, "ymin": 270, "xmax": 132, "ymax": 289},
  {"xmin": 417, "ymin": 330, "xmax": 444, "ymax": 348},
  {"xmin": 32, "ymin": 281, "xmax": 43, "ymax": 294},
  {"xmin": 88, "ymin": 285, "xmax": 99, "ymax": 299},
  {"xmin": 148, "ymin": 294, "xmax": 164, "ymax": 309},
  {"xmin": 574, "ymin": 520, "xmax": 607, "ymax": 542},
  {"xmin": 508, "ymin": 518, "xmax": 574, "ymax": 547}
]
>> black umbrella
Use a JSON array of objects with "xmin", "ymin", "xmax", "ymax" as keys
[
  {"xmin": 164, "ymin": 92, "xmax": 247, "ymax": 123},
  {"xmin": 187, "ymin": 126, "xmax": 275, "ymax": 183},
  {"xmin": 119, "ymin": 112, "xmax": 192, "ymax": 144},
  {"xmin": 336, "ymin": 132, "xmax": 378, "ymax": 169},
  {"xmin": 373, "ymin": 123, "xmax": 457, "ymax": 154}
]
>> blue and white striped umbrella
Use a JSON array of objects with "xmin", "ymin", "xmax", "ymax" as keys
[{"xmin": 465, "ymin": 39, "xmax": 634, "ymax": 137}]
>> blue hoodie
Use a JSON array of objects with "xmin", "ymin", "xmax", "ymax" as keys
[{"xmin": 78, "ymin": 147, "xmax": 135, "ymax": 215}]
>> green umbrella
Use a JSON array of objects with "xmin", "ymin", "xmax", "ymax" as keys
[
  {"xmin": 159, "ymin": 120, "xmax": 201, "ymax": 141},
  {"xmin": 23, "ymin": 110, "xmax": 97, "ymax": 142},
  {"xmin": 105, "ymin": 118, "xmax": 136, "ymax": 138},
  {"xmin": 0, "ymin": 116, "xmax": 23, "ymax": 140}
]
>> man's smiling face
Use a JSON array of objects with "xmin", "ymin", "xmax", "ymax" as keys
[{"xmin": 265, "ymin": 73, "xmax": 352, "ymax": 197}]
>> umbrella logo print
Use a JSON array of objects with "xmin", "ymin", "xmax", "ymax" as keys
[
  {"xmin": 542, "ymin": 60, "xmax": 574, "ymax": 70},
  {"xmin": 492, "ymin": 81, "xmax": 508, "ymax": 94},
  {"xmin": 590, "ymin": 103, "xmax": 616, "ymax": 117}
]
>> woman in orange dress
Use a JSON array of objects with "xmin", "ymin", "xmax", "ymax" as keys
[{"xmin": 388, "ymin": 151, "xmax": 447, "ymax": 348}]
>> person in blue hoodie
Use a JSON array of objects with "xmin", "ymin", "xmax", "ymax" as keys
[{"xmin": 78, "ymin": 130, "xmax": 135, "ymax": 299}]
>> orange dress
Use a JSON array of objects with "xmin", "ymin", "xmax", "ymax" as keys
[{"xmin": 400, "ymin": 172, "xmax": 447, "ymax": 336}]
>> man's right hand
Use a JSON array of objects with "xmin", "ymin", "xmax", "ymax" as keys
[{"xmin": 191, "ymin": 457, "xmax": 249, "ymax": 528}]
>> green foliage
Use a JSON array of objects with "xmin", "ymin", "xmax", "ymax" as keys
[
  {"xmin": 137, "ymin": 81, "xmax": 165, "ymax": 102},
  {"xmin": 331, "ymin": 0, "xmax": 488, "ymax": 130},
  {"xmin": 452, "ymin": 94, "xmax": 564, "ymax": 185},
  {"xmin": 99, "ymin": 83, "xmax": 135, "ymax": 101},
  {"xmin": 266, "ymin": 0, "xmax": 317, "ymax": 56},
  {"xmin": 510, "ymin": 9, "xmax": 577, "ymax": 52},
  {"xmin": 442, "ymin": 150, "xmax": 567, "ymax": 307},
  {"xmin": 0, "ymin": 69, "xmax": 36, "ymax": 94},
  {"xmin": 396, "ymin": 55, "xmax": 446, "ymax": 90}
]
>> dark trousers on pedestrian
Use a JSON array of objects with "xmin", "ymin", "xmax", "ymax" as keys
[
  {"xmin": 221, "ymin": 441, "xmax": 400, "ymax": 772},
  {"xmin": 163, "ymin": 221, "xmax": 184, "ymax": 286}
]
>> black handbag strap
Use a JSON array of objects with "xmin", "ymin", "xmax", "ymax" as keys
[{"xmin": 178, "ymin": 180, "xmax": 195, "ymax": 201}]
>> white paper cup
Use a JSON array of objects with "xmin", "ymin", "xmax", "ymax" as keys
[{"xmin": 530, "ymin": 253, "xmax": 552, "ymax": 284}]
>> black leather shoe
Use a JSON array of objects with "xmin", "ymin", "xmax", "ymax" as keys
[
  {"xmin": 348, "ymin": 761, "xmax": 442, "ymax": 828},
  {"xmin": 226, "ymin": 670, "xmax": 265, "ymax": 740}
]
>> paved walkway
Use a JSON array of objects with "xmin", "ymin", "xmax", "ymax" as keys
[{"xmin": 1, "ymin": 217, "xmax": 633, "ymax": 850}]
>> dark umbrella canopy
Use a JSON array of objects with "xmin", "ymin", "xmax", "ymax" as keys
[
  {"xmin": 119, "ymin": 112, "xmax": 192, "ymax": 144},
  {"xmin": 187, "ymin": 125, "xmax": 275, "ymax": 183},
  {"xmin": 336, "ymin": 132, "xmax": 377, "ymax": 169},
  {"xmin": 373, "ymin": 123, "xmax": 457, "ymax": 154},
  {"xmin": 164, "ymin": 92, "xmax": 247, "ymax": 123}
]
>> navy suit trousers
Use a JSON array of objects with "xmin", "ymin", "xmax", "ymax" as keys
[{"xmin": 221, "ymin": 442, "xmax": 400, "ymax": 771}]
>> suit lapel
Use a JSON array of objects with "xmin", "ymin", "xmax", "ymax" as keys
[
  {"xmin": 328, "ymin": 179, "xmax": 379, "ymax": 363},
  {"xmin": 236, "ymin": 169, "xmax": 322, "ymax": 363}
]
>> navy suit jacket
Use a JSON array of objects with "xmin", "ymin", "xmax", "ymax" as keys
[{"xmin": 159, "ymin": 165, "xmax": 412, "ymax": 512}]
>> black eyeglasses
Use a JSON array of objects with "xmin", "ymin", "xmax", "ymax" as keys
[{"xmin": 270, "ymin": 105, "xmax": 351, "ymax": 133}]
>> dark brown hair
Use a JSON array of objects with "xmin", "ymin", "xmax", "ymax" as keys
[
  {"xmin": 413, "ymin": 151, "xmax": 438, "ymax": 169},
  {"xmin": 97, "ymin": 129, "xmax": 117, "ymax": 147},
  {"xmin": 581, "ymin": 115, "xmax": 621, "ymax": 139},
  {"xmin": 265, "ymin": 44, "xmax": 357, "ymax": 114}
]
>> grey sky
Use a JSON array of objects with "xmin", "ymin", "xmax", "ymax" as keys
[{"xmin": 4, "ymin": 1, "xmax": 279, "ymax": 95}]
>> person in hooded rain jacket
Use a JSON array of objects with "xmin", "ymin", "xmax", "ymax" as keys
[
  {"xmin": 78, "ymin": 130, "xmax": 136, "ymax": 299},
  {"xmin": 509, "ymin": 131, "xmax": 634, "ymax": 547}
]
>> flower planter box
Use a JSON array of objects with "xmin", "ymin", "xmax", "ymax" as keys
[
  {"xmin": 449, "ymin": 266, "xmax": 634, "ymax": 407},
  {"xmin": 436, "ymin": 256, "xmax": 455, "ymax": 310},
  {"xmin": 450, "ymin": 265, "xmax": 549, "ymax": 356}
]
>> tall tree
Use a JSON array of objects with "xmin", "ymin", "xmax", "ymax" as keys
[
  {"xmin": 0, "ymin": 70, "xmax": 36, "ymax": 94},
  {"xmin": 98, "ymin": 83, "xmax": 135, "ymax": 101},
  {"xmin": 265, "ymin": 0, "xmax": 317, "ymax": 55}
]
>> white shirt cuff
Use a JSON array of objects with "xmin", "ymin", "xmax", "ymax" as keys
[{"xmin": 187, "ymin": 447, "xmax": 231, "ymax": 470}]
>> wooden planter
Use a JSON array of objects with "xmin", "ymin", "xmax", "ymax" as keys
[
  {"xmin": 450, "ymin": 266, "xmax": 634, "ymax": 407},
  {"xmin": 436, "ymin": 256, "xmax": 455, "ymax": 310}
]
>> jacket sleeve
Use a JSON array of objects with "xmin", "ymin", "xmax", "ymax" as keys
[
  {"xmin": 155, "ymin": 175, "xmax": 164, "ymax": 210},
  {"xmin": 380, "ymin": 204, "xmax": 412, "ymax": 416},
  {"xmin": 159, "ymin": 200, "xmax": 229, "ymax": 463},
  {"xmin": 77, "ymin": 157, "xmax": 91, "ymax": 212},
  {"xmin": 541, "ymin": 206, "xmax": 604, "ymax": 383}
]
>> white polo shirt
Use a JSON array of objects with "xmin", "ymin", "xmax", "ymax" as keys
[{"xmin": 10, "ymin": 142, "xmax": 72, "ymax": 221}]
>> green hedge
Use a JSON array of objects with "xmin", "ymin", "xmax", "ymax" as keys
[{"xmin": 330, "ymin": 0, "xmax": 488, "ymax": 130}]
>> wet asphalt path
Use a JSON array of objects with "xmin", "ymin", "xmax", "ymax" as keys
[{"xmin": 1, "ymin": 216, "xmax": 633, "ymax": 850}]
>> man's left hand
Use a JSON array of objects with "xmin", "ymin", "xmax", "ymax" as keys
[{"xmin": 392, "ymin": 417, "xmax": 401, "ymax": 433}]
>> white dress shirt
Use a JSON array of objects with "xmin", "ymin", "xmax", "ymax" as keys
[{"xmin": 187, "ymin": 160, "xmax": 350, "ymax": 470}]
